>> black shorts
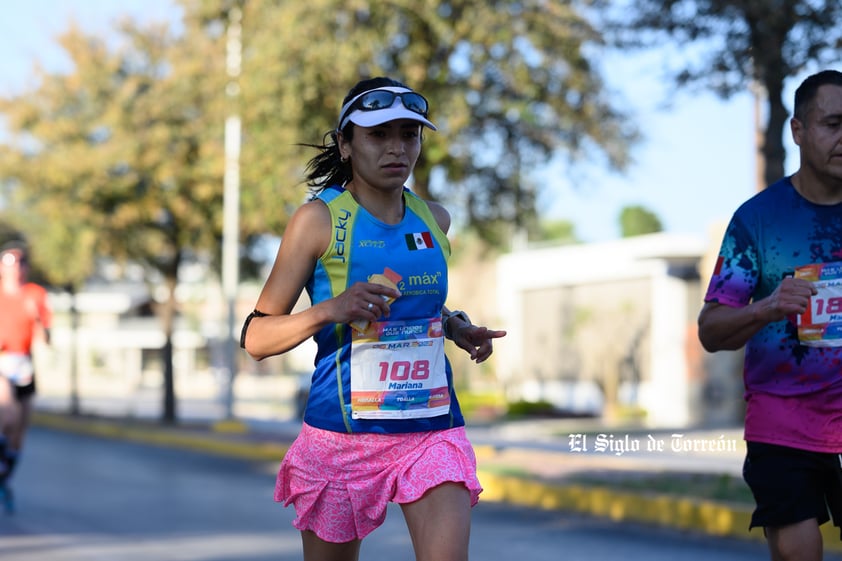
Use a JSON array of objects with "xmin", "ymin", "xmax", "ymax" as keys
[
  {"xmin": 743, "ymin": 441, "xmax": 842, "ymax": 538},
  {"xmin": 3, "ymin": 376, "xmax": 36, "ymax": 400},
  {"xmin": 15, "ymin": 378, "xmax": 36, "ymax": 400}
]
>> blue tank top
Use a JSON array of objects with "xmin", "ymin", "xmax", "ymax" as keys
[{"xmin": 302, "ymin": 185, "xmax": 465, "ymax": 433}]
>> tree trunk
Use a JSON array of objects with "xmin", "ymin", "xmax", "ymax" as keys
[
  {"xmin": 762, "ymin": 78, "xmax": 789, "ymax": 188},
  {"xmin": 68, "ymin": 285, "xmax": 80, "ymax": 416},
  {"xmin": 160, "ymin": 276, "xmax": 179, "ymax": 424}
]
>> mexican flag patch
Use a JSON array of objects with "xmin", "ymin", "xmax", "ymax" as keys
[{"xmin": 405, "ymin": 232, "xmax": 434, "ymax": 250}]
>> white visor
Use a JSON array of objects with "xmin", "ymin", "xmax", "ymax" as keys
[{"xmin": 338, "ymin": 86, "xmax": 437, "ymax": 131}]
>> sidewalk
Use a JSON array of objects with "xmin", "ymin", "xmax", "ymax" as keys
[{"xmin": 30, "ymin": 410, "xmax": 842, "ymax": 552}]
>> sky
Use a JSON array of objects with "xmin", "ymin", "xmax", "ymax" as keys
[{"xmin": 0, "ymin": 1, "xmax": 806, "ymax": 244}]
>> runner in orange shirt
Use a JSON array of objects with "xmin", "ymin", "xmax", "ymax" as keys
[{"xmin": 0, "ymin": 242, "xmax": 52, "ymax": 513}]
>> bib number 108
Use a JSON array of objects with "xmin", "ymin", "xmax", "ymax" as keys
[{"xmin": 378, "ymin": 360, "xmax": 430, "ymax": 381}]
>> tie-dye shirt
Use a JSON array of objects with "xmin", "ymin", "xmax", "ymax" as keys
[{"xmin": 704, "ymin": 177, "xmax": 842, "ymax": 452}]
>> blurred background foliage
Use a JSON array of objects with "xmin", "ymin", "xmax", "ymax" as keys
[
  {"xmin": 594, "ymin": 0, "xmax": 842, "ymax": 188},
  {"xmin": 0, "ymin": 0, "xmax": 638, "ymax": 292},
  {"xmin": 3, "ymin": 0, "xmax": 839, "ymax": 290}
]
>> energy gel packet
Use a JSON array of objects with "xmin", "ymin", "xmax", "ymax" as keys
[{"xmin": 350, "ymin": 267, "xmax": 402, "ymax": 333}]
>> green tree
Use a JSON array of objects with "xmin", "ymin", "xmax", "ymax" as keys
[
  {"xmin": 595, "ymin": 0, "xmax": 842, "ymax": 188},
  {"xmin": 618, "ymin": 205, "xmax": 663, "ymax": 237},
  {"xmin": 0, "ymin": 19, "xmax": 227, "ymax": 424},
  {"xmin": 535, "ymin": 219, "xmax": 578, "ymax": 244},
  {"xmin": 192, "ymin": 0, "xmax": 637, "ymax": 245}
]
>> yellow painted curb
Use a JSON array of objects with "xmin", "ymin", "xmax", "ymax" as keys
[
  {"xmin": 32, "ymin": 412, "xmax": 288, "ymax": 463},
  {"xmin": 212, "ymin": 419, "xmax": 250, "ymax": 434},
  {"xmin": 477, "ymin": 470, "xmax": 842, "ymax": 552},
  {"xmin": 478, "ymin": 469, "xmax": 756, "ymax": 540}
]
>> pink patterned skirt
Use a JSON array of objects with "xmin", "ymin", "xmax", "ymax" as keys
[{"xmin": 275, "ymin": 423, "xmax": 482, "ymax": 543}]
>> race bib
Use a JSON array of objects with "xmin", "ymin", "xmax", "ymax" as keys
[
  {"xmin": 796, "ymin": 262, "xmax": 842, "ymax": 347},
  {"xmin": 0, "ymin": 353, "xmax": 34, "ymax": 386},
  {"xmin": 350, "ymin": 316, "xmax": 450, "ymax": 419}
]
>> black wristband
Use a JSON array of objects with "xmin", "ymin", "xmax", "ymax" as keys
[
  {"xmin": 443, "ymin": 310, "xmax": 470, "ymax": 340},
  {"xmin": 239, "ymin": 309, "xmax": 268, "ymax": 349}
]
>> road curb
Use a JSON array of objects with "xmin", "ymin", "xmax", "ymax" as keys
[
  {"xmin": 32, "ymin": 412, "xmax": 289, "ymax": 463},
  {"xmin": 32, "ymin": 412, "xmax": 842, "ymax": 552},
  {"xmin": 478, "ymin": 469, "xmax": 761, "ymax": 541}
]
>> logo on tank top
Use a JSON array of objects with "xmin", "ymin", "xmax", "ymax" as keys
[
  {"xmin": 332, "ymin": 208, "xmax": 352, "ymax": 263},
  {"xmin": 358, "ymin": 240, "xmax": 386, "ymax": 249}
]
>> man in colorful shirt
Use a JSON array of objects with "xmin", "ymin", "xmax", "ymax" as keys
[{"xmin": 699, "ymin": 69, "xmax": 842, "ymax": 561}]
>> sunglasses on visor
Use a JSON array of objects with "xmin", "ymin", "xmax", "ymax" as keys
[{"xmin": 338, "ymin": 90, "xmax": 429, "ymax": 129}]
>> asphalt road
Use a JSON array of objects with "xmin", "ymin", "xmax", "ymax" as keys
[{"xmin": 1, "ymin": 427, "xmax": 837, "ymax": 561}]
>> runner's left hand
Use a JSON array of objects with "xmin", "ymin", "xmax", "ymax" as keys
[{"xmin": 452, "ymin": 325, "xmax": 507, "ymax": 363}]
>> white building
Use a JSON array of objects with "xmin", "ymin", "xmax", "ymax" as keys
[{"xmin": 493, "ymin": 233, "xmax": 742, "ymax": 427}]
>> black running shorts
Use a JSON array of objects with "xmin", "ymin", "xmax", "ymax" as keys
[{"xmin": 743, "ymin": 441, "xmax": 842, "ymax": 539}]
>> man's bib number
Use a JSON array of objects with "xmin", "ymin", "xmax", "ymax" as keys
[
  {"xmin": 350, "ymin": 317, "xmax": 450, "ymax": 420},
  {"xmin": 796, "ymin": 262, "xmax": 842, "ymax": 347}
]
